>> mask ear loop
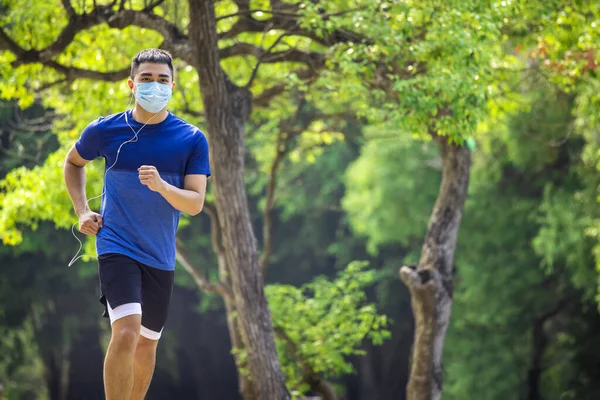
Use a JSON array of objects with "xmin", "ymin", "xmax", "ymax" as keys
[{"xmin": 68, "ymin": 88, "xmax": 158, "ymax": 267}]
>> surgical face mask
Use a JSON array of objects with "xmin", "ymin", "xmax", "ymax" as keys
[{"xmin": 134, "ymin": 81, "xmax": 172, "ymax": 113}]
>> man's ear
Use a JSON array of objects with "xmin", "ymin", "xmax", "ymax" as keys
[{"xmin": 127, "ymin": 78, "xmax": 134, "ymax": 92}]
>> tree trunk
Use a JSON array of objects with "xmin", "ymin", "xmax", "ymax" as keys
[
  {"xmin": 224, "ymin": 298, "xmax": 259, "ymax": 400},
  {"xmin": 527, "ymin": 300, "xmax": 567, "ymax": 400},
  {"xmin": 187, "ymin": 1, "xmax": 289, "ymax": 399},
  {"xmin": 400, "ymin": 138, "xmax": 471, "ymax": 400},
  {"xmin": 527, "ymin": 317, "xmax": 545, "ymax": 400}
]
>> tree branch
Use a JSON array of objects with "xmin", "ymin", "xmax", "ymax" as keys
[
  {"xmin": 245, "ymin": 33, "xmax": 289, "ymax": 88},
  {"xmin": 234, "ymin": 0, "xmax": 250, "ymax": 13},
  {"xmin": 61, "ymin": 0, "xmax": 76, "ymax": 17},
  {"xmin": 175, "ymin": 238, "xmax": 231, "ymax": 300},
  {"xmin": 260, "ymin": 97, "xmax": 307, "ymax": 277},
  {"xmin": 216, "ymin": 9, "xmax": 301, "ymax": 22},
  {"xmin": 253, "ymin": 67, "xmax": 319, "ymax": 107},
  {"xmin": 221, "ymin": 43, "xmax": 324, "ymax": 65},
  {"xmin": 46, "ymin": 61, "xmax": 130, "ymax": 82},
  {"xmin": 106, "ymin": 9, "xmax": 186, "ymax": 41},
  {"xmin": 203, "ymin": 202, "xmax": 226, "ymax": 258},
  {"xmin": 1, "ymin": 5, "xmax": 193, "ymax": 82},
  {"xmin": 143, "ymin": 0, "xmax": 166, "ymax": 11},
  {"xmin": 219, "ymin": 10, "xmax": 365, "ymax": 47},
  {"xmin": 0, "ymin": 28, "xmax": 29, "ymax": 58},
  {"xmin": 274, "ymin": 326, "xmax": 338, "ymax": 400}
]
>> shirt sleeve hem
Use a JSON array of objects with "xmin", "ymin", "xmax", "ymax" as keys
[{"xmin": 75, "ymin": 141, "xmax": 97, "ymax": 161}]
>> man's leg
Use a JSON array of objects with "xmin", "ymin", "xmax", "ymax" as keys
[
  {"xmin": 104, "ymin": 313, "xmax": 142, "ymax": 400},
  {"xmin": 130, "ymin": 335, "xmax": 158, "ymax": 400},
  {"xmin": 130, "ymin": 262, "xmax": 174, "ymax": 400}
]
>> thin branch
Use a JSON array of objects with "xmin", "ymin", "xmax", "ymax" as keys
[
  {"xmin": 35, "ymin": 79, "xmax": 69, "ymax": 93},
  {"xmin": 46, "ymin": 61, "xmax": 130, "ymax": 82},
  {"xmin": 220, "ymin": 42, "xmax": 324, "ymax": 68},
  {"xmin": 218, "ymin": 15, "xmax": 298, "ymax": 41},
  {"xmin": 260, "ymin": 97, "xmax": 309, "ymax": 277},
  {"xmin": 216, "ymin": 9, "xmax": 301, "ymax": 21},
  {"xmin": 219, "ymin": 11, "xmax": 366, "ymax": 47},
  {"xmin": 203, "ymin": 202, "xmax": 226, "ymax": 258},
  {"xmin": 177, "ymin": 83, "xmax": 204, "ymax": 118},
  {"xmin": 143, "ymin": 0, "xmax": 166, "ymax": 11},
  {"xmin": 202, "ymin": 202, "xmax": 231, "ymax": 291},
  {"xmin": 175, "ymin": 238, "xmax": 231, "ymax": 300},
  {"xmin": 245, "ymin": 33, "xmax": 289, "ymax": 89},
  {"xmin": 253, "ymin": 67, "xmax": 319, "ymax": 107}
]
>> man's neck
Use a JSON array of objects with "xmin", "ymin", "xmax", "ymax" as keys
[{"xmin": 132, "ymin": 105, "xmax": 168, "ymax": 125}]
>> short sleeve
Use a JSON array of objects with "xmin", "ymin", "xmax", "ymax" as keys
[
  {"xmin": 75, "ymin": 118, "xmax": 105, "ymax": 161},
  {"xmin": 185, "ymin": 131, "xmax": 211, "ymax": 176}
]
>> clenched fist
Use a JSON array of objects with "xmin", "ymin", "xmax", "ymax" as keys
[
  {"xmin": 79, "ymin": 209, "xmax": 103, "ymax": 236},
  {"xmin": 138, "ymin": 165, "xmax": 167, "ymax": 192}
]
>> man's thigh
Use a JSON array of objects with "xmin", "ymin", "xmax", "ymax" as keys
[
  {"xmin": 98, "ymin": 253, "xmax": 143, "ymax": 324},
  {"xmin": 139, "ymin": 264, "xmax": 174, "ymax": 340}
]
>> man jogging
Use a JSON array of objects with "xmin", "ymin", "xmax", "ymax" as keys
[{"xmin": 63, "ymin": 48, "xmax": 210, "ymax": 400}]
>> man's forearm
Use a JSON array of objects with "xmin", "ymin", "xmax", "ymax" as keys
[
  {"xmin": 158, "ymin": 183, "xmax": 204, "ymax": 216},
  {"xmin": 63, "ymin": 161, "xmax": 89, "ymax": 217}
]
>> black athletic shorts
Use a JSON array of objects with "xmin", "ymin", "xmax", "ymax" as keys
[{"xmin": 98, "ymin": 253, "xmax": 174, "ymax": 340}]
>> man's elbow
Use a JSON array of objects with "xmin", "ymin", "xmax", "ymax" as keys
[{"xmin": 187, "ymin": 200, "xmax": 204, "ymax": 216}]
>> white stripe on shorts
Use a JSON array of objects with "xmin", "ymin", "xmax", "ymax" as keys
[
  {"xmin": 106, "ymin": 302, "xmax": 163, "ymax": 340},
  {"xmin": 107, "ymin": 302, "xmax": 141, "ymax": 324},
  {"xmin": 140, "ymin": 325, "xmax": 163, "ymax": 341}
]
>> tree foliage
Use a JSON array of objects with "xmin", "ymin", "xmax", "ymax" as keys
[{"xmin": 267, "ymin": 261, "xmax": 390, "ymax": 396}]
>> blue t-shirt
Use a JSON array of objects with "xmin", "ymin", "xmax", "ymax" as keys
[{"xmin": 75, "ymin": 110, "xmax": 211, "ymax": 271}]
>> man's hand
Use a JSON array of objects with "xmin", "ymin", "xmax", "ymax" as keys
[
  {"xmin": 138, "ymin": 165, "xmax": 167, "ymax": 192},
  {"xmin": 79, "ymin": 209, "xmax": 103, "ymax": 236}
]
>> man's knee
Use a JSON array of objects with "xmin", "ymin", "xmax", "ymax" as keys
[{"xmin": 110, "ymin": 316, "xmax": 141, "ymax": 354}]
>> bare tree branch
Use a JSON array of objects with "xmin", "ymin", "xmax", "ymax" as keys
[
  {"xmin": 46, "ymin": 61, "xmax": 130, "ymax": 82},
  {"xmin": 175, "ymin": 238, "xmax": 231, "ymax": 300},
  {"xmin": 253, "ymin": 67, "xmax": 318, "ymax": 107},
  {"xmin": 218, "ymin": 9, "xmax": 365, "ymax": 48},
  {"xmin": 216, "ymin": 9, "xmax": 301, "ymax": 22},
  {"xmin": 245, "ymin": 33, "xmax": 289, "ymax": 88},
  {"xmin": 259, "ymin": 98, "xmax": 307, "ymax": 277},
  {"xmin": 203, "ymin": 202, "xmax": 226, "ymax": 258},
  {"xmin": 220, "ymin": 42, "xmax": 324, "ymax": 69},
  {"xmin": 218, "ymin": 15, "xmax": 298, "ymax": 41},
  {"xmin": 176, "ymin": 80, "xmax": 204, "ymax": 117},
  {"xmin": 143, "ymin": 0, "xmax": 166, "ymax": 11}
]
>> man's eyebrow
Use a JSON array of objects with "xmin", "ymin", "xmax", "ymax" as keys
[{"xmin": 138, "ymin": 72, "xmax": 171, "ymax": 78}]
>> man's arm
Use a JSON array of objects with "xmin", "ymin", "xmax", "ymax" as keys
[
  {"xmin": 64, "ymin": 146, "xmax": 103, "ymax": 235},
  {"xmin": 138, "ymin": 165, "xmax": 207, "ymax": 216}
]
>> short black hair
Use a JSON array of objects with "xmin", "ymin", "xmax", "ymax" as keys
[{"xmin": 130, "ymin": 48, "xmax": 174, "ymax": 80}]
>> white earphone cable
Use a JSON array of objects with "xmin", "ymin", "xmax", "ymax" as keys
[{"xmin": 68, "ymin": 93, "xmax": 158, "ymax": 267}]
